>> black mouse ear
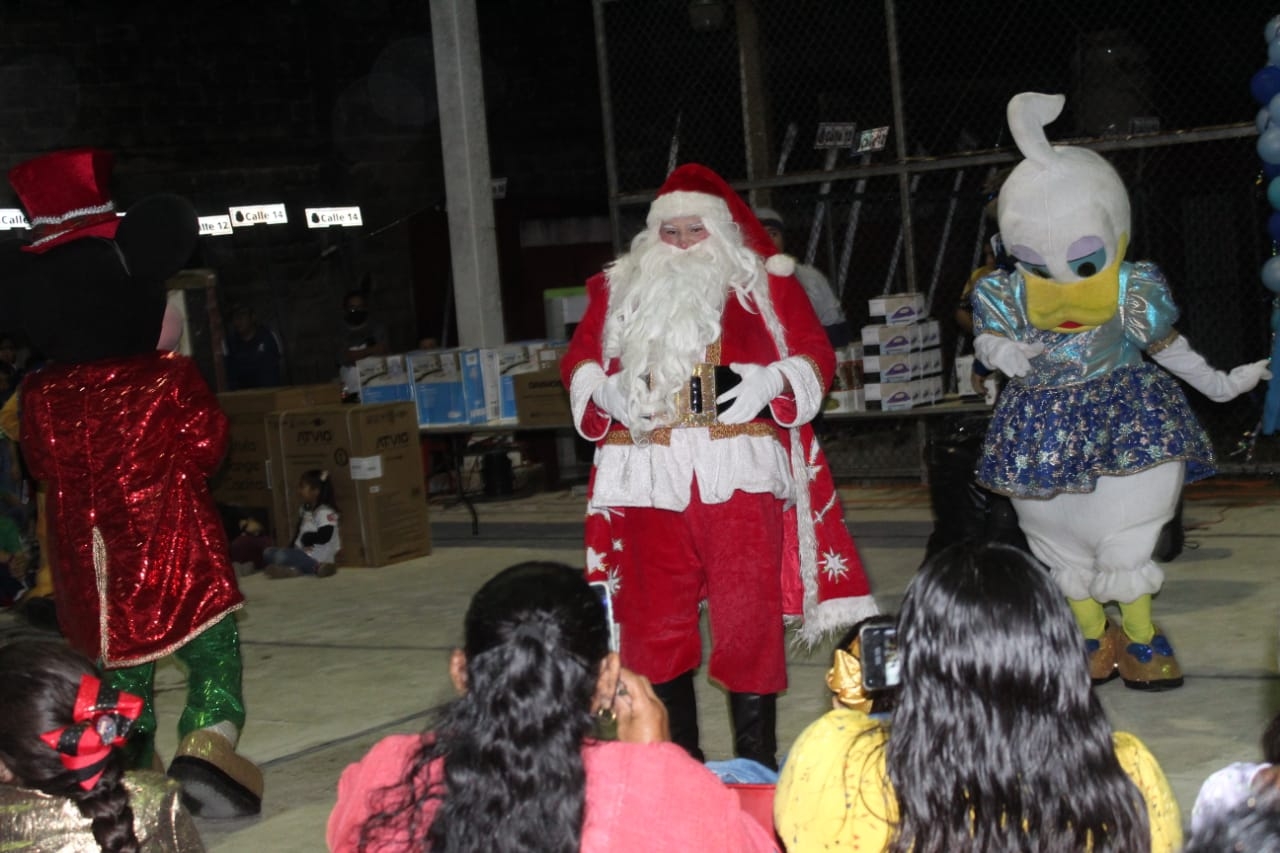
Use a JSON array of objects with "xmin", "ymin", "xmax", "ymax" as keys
[{"xmin": 115, "ymin": 194, "xmax": 198, "ymax": 281}]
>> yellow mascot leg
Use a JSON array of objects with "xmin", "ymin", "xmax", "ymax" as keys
[{"xmin": 1070, "ymin": 597, "xmax": 1118, "ymax": 684}]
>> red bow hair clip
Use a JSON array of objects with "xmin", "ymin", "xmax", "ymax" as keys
[{"xmin": 39, "ymin": 674, "xmax": 144, "ymax": 791}]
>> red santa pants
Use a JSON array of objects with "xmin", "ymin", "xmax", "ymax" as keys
[{"xmin": 618, "ymin": 480, "xmax": 787, "ymax": 694}]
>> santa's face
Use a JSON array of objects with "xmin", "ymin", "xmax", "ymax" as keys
[{"xmin": 658, "ymin": 216, "xmax": 710, "ymax": 250}]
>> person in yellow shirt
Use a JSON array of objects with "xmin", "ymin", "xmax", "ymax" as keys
[{"xmin": 776, "ymin": 541, "xmax": 1182, "ymax": 853}]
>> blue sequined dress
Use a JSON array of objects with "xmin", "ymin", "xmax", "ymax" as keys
[{"xmin": 972, "ymin": 261, "xmax": 1215, "ymax": 499}]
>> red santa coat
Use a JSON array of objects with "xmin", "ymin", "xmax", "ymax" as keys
[
  {"xmin": 564, "ymin": 269, "xmax": 876, "ymax": 645},
  {"xmin": 21, "ymin": 351, "xmax": 244, "ymax": 667}
]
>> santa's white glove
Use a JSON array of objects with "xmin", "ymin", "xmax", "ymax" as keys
[
  {"xmin": 1150, "ymin": 335, "xmax": 1272, "ymax": 403},
  {"xmin": 973, "ymin": 334, "xmax": 1045, "ymax": 378},
  {"xmin": 716, "ymin": 362, "xmax": 786, "ymax": 425},
  {"xmin": 590, "ymin": 373, "xmax": 630, "ymax": 426}
]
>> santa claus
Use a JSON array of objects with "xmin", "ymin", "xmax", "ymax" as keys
[{"xmin": 562, "ymin": 164, "xmax": 875, "ymax": 767}]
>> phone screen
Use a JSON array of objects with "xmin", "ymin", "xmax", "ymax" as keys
[
  {"xmin": 859, "ymin": 623, "xmax": 900, "ymax": 691},
  {"xmin": 589, "ymin": 581, "xmax": 620, "ymax": 653}
]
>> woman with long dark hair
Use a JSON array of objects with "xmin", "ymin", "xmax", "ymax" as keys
[
  {"xmin": 776, "ymin": 542, "xmax": 1181, "ymax": 852},
  {"xmin": 0, "ymin": 640, "xmax": 205, "ymax": 852},
  {"xmin": 327, "ymin": 561, "xmax": 776, "ymax": 852}
]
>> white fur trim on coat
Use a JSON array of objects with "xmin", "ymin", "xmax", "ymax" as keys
[{"xmin": 647, "ymin": 191, "xmax": 732, "ymax": 228}]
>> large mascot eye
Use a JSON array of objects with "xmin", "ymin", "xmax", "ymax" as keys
[
  {"xmin": 1066, "ymin": 237, "xmax": 1106, "ymax": 277},
  {"xmin": 1010, "ymin": 244, "xmax": 1050, "ymax": 278}
]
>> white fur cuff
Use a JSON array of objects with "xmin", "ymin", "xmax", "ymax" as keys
[{"xmin": 569, "ymin": 361, "xmax": 611, "ymax": 441}]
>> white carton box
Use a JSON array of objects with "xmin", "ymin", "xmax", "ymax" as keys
[
  {"xmin": 355, "ymin": 355, "xmax": 414, "ymax": 404},
  {"xmin": 868, "ymin": 292, "xmax": 927, "ymax": 325},
  {"xmin": 408, "ymin": 349, "xmax": 468, "ymax": 426},
  {"xmin": 918, "ymin": 318, "xmax": 941, "ymax": 348},
  {"xmin": 865, "ymin": 381, "xmax": 919, "ymax": 411},
  {"xmin": 861, "ymin": 323, "xmax": 921, "ymax": 354},
  {"xmin": 863, "ymin": 352, "xmax": 915, "ymax": 383},
  {"xmin": 823, "ymin": 388, "xmax": 865, "ymax": 413}
]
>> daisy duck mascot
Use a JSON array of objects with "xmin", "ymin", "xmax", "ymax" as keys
[
  {"xmin": 562, "ymin": 163, "xmax": 875, "ymax": 768},
  {"xmin": 972, "ymin": 94, "xmax": 1271, "ymax": 690},
  {"xmin": 7, "ymin": 148, "xmax": 264, "ymax": 816}
]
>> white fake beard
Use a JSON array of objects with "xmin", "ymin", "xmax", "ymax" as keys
[{"xmin": 603, "ymin": 231, "xmax": 760, "ymax": 435}]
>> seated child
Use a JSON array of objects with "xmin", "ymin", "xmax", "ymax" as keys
[
  {"xmin": 265, "ymin": 469, "xmax": 341, "ymax": 579},
  {"xmin": 0, "ymin": 639, "xmax": 206, "ymax": 852}
]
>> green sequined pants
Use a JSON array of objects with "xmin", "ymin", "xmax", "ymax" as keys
[{"xmin": 107, "ymin": 614, "xmax": 246, "ymax": 767}]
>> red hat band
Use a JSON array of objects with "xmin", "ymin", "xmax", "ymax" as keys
[{"xmin": 646, "ymin": 163, "xmax": 779, "ymax": 262}]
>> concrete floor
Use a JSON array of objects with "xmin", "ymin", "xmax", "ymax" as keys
[{"xmin": 4, "ymin": 478, "xmax": 1279, "ymax": 851}]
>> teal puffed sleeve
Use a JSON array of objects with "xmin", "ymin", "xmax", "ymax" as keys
[{"xmin": 1122, "ymin": 261, "xmax": 1180, "ymax": 350}]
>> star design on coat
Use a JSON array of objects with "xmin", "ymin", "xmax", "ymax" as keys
[
  {"xmin": 612, "ymin": 538, "xmax": 624, "ymax": 552},
  {"xmin": 604, "ymin": 568, "xmax": 622, "ymax": 597},
  {"xmin": 586, "ymin": 546, "xmax": 609, "ymax": 578},
  {"xmin": 820, "ymin": 549, "xmax": 850, "ymax": 581}
]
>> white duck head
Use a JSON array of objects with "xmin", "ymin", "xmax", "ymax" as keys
[{"xmin": 997, "ymin": 92, "xmax": 1130, "ymax": 332}]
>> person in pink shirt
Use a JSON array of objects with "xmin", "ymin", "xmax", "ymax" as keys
[{"xmin": 327, "ymin": 561, "xmax": 777, "ymax": 853}]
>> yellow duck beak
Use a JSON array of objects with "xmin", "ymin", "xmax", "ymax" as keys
[{"xmin": 1023, "ymin": 236, "xmax": 1127, "ymax": 333}]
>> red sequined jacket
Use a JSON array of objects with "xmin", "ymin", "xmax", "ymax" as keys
[{"xmin": 21, "ymin": 351, "xmax": 243, "ymax": 667}]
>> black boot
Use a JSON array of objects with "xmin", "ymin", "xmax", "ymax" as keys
[
  {"xmin": 651, "ymin": 671, "xmax": 703, "ymax": 762},
  {"xmin": 729, "ymin": 692, "xmax": 778, "ymax": 771}
]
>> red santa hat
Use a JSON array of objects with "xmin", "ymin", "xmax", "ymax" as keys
[
  {"xmin": 9, "ymin": 148, "xmax": 121, "ymax": 253},
  {"xmin": 647, "ymin": 163, "xmax": 796, "ymax": 277}
]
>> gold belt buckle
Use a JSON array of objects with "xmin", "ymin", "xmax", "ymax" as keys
[{"xmin": 674, "ymin": 362, "xmax": 718, "ymax": 427}]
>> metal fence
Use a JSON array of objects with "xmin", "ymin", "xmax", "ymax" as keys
[{"xmin": 593, "ymin": 0, "xmax": 1280, "ymax": 477}]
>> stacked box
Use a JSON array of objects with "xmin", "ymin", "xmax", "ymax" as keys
[
  {"xmin": 864, "ymin": 376, "xmax": 944, "ymax": 411},
  {"xmin": 823, "ymin": 342, "xmax": 865, "ymax": 414},
  {"xmin": 513, "ymin": 345, "xmax": 571, "ymax": 427},
  {"xmin": 458, "ymin": 348, "xmax": 500, "ymax": 424},
  {"xmin": 860, "ymin": 293, "xmax": 939, "ymax": 410},
  {"xmin": 212, "ymin": 383, "xmax": 344, "ymax": 539},
  {"xmin": 266, "ymin": 402, "xmax": 431, "ymax": 567},
  {"xmin": 863, "ymin": 348, "xmax": 942, "ymax": 383},
  {"xmin": 867, "ymin": 292, "xmax": 927, "ymax": 326},
  {"xmin": 355, "ymin": 354, "xmax": 414, "ymax": 404},
  {"xmin": 493, "ymin": 342, "xmax": 553, "ymax": 423},
  {"xmin": 408, "ymin": 349, "xmax": 468, "ymax": 427}
]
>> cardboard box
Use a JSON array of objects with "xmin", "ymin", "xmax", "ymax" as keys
[
  {"xmin": 458, "ymin": 348, "xmax": 500, "ymax": 424},
  {"xmin": 863, "ymin": 352, "xmax": 915, "ymax": 383},
  {"xmin": 864, "ymin": 381, "xmax": 918, "ymax": 411},
  {"xmin": 822, "ymin": 388, "xmax": 865, "ymax": 413},
  {"xmin": 493, "ymin": 342, "xmax": 549, "ymax": 423},
  {"xmin": 408, "ymin": 350, "xmax": 468, "ymax": 427},
  {"xmin": 831, "ymin": 343, "xmax": 864, "ymax": 392},
  {"xmin": 861, "ymin": 323, "xmax": 921, "ymax": 354},
  {"xmin": 861, "ymin": 319, "xmax": 940, "ymax": 354},
  {"xmin": 267, "ymin": 402, "xmax": 431, "ymax": 567},
  {"xmin": 918, "ymin": 318, "xmax": 941, "ymax": 349},
  {"xmin": 355, "ymin": 355, "xmax": 414, "ymax": 404},
  {"xmin": 212, "ymin": 383, "xmax": 344, "ymax": 537},
  {"xmin": 868, "ymin": 292, "xmax": 927, "ymax": 326},
  {"xmin": 512, "ymin": 369, "xmax": 571, "ymax": 427}
]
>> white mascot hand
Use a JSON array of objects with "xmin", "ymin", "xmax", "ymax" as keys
[
  {"xmin": 973, "ymin": 334, "xmax": 1044, "ymax": 378},
  {"xmin": 590, "ymin": 373, "xmax": 630, "ymax": 426},
  {"xmin": 716, "ymin": 362, "xmax": 786, "ymax": 425},
  {"xmin": 1151, "ymin": 335, "xmax": 1272, "ymax": 403}
]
